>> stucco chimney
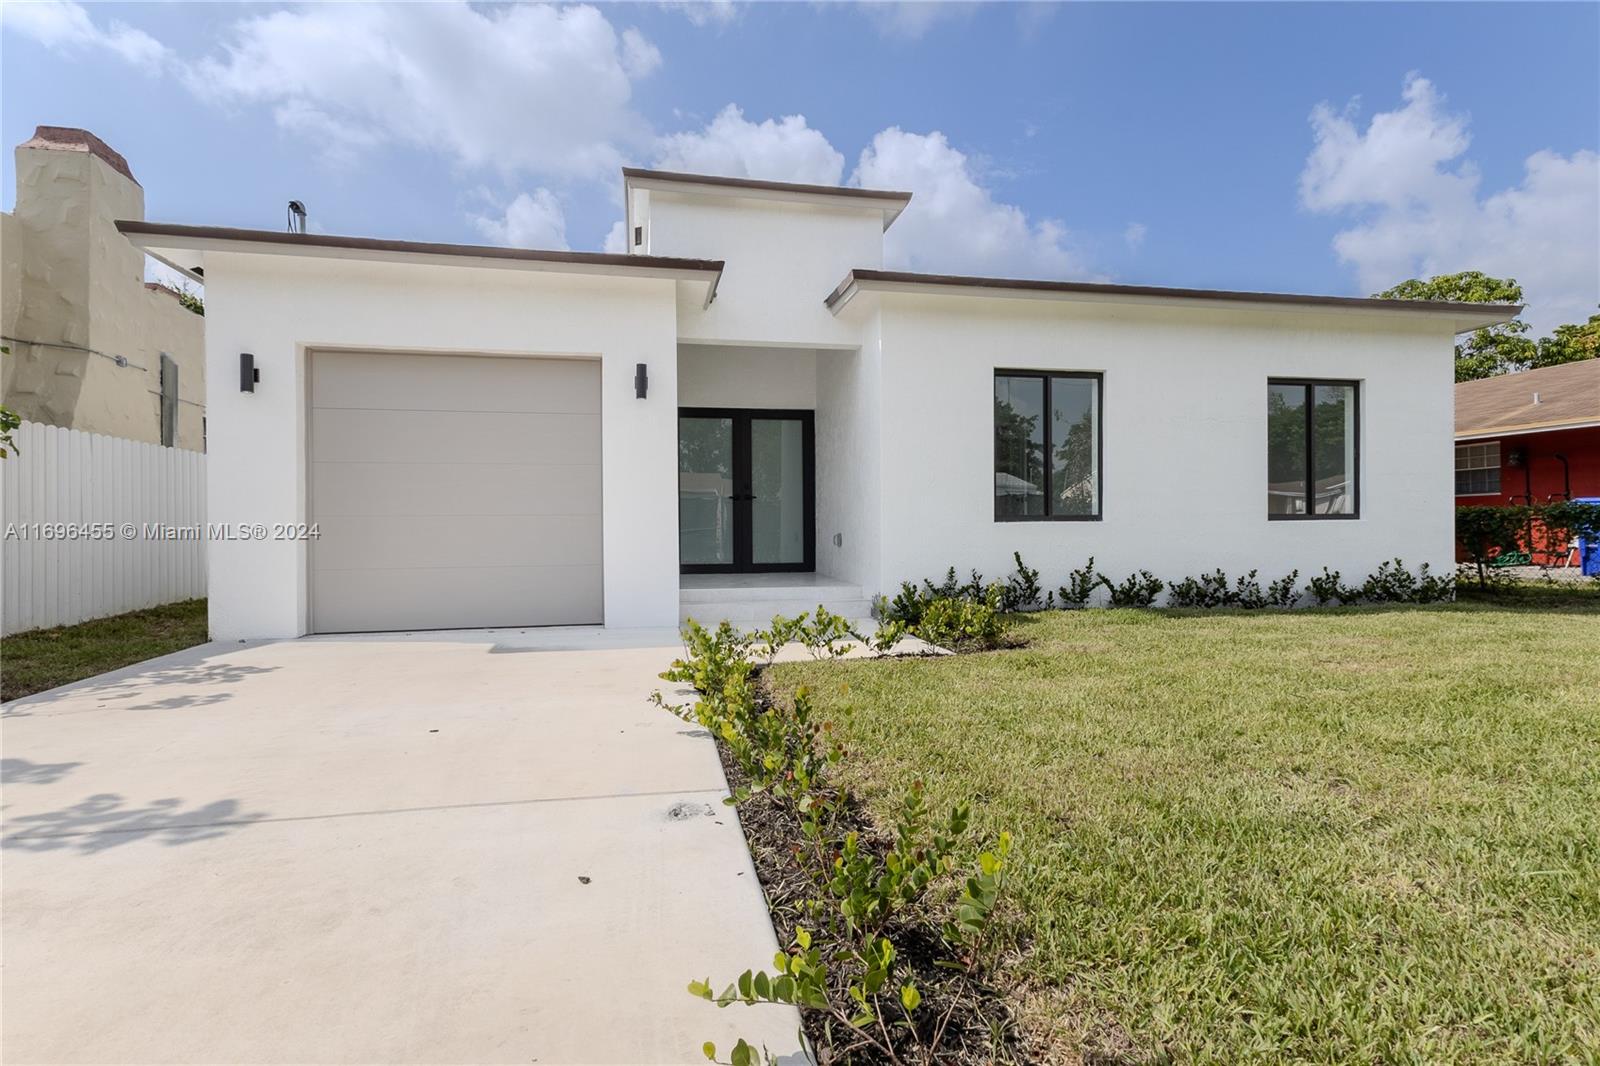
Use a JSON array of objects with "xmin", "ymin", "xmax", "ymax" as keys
[{"xmin": 19, "ymin": 125, "xmax": 139, "ymax": 185}]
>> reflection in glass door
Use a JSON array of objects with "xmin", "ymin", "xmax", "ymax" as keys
[
  {"xmin": 678, "ymin": 415, "xmax": 735, "ymax": 567},
  {"xmin": 679, "ymin": 409, "xmax": 814, "ymax": 573}
]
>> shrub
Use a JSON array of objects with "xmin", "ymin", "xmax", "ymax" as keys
[
  {"xmin": 1000, "ymin": 551, "xmax": 1044, "ymax": 612},
  {"xmin": 1232, "ymin": 569, "xmax": 1267, "ymax": 610},
  {"xmin": 1058, "ymin": 556, "xmax": 1102, "ymax": 609},
  {"xmin": 1267, "ymin": 570, "xmax": 1301, "ymax": 608},
  {"xmin": 914, "ymin": 588, "xmax": 1007, "ymax": 650},
  {"xmin": 1169, "ymin": 569, "xmax": 1234, "ymax": 608},
  {"xmin": 1101, "ymin": 570, "xmax": 1164, "ymax": 608},
  {"xmin": 657, "ymin": 613, "xmax": 1016, "ymax": 1063},
  {"xmin": 880, "ymin": 582, "xmax": 931, "ymax": 627},
  {"xmin": 1361, "ymin": 558, "xmax": 1419, "ymax": 603},
  {"xmin": 1308, "ymin": 567, "xmax": 1358, "ymax": 606}
]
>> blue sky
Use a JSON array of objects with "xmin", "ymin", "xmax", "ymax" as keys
[{"xmin": 3, "ymin": 1, "xmax": 1596, "ymax": 333}]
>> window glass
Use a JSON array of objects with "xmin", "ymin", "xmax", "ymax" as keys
[
  {"xmin": 994, "ymin": 375, "xmax": 1046, "ymax": 518},
  {"xmin": 1267, "ymin": 380, "xmax": 1358, "ymax": 518},
  {"xmin": 1051, "ymin": 377, "xmax": 1099, "ymax": 516},
  {"xmin": 1312, "ymin": 383, "xmax": 1356, "ymax": 515},
  {"xmin": 1455, "ymin": 442, "xmax": 1501, "ymax": 495},
  {"xmin": 1267, "ymin": 383, "xmax": 1308, "ymax": 515}
]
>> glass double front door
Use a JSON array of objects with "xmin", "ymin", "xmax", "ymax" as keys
[{"xmin": 679, "ymin": 409, "xmax": 814, "ymax": 572}]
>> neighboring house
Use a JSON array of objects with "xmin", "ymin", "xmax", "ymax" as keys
[
  {"xmin": 1455, "ymin": 359, "xmax": 1600, "ymax": 564},
  {"xmin": 1, "ymin": 126, "xmax": 205, "ymax": 451},
  {"xmin": 121, "ymin": 168, "xmax": 1515, "ymax": 639}
]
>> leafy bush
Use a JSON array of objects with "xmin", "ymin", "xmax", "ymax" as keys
[
  {"xmin": 1169, "ymin": 569, "xmax": 1235, "ymax": 608},
  {"xmin": 1456, "ymin": 502, "xmax": 1600, "ymax": 587},
  {"xmin": 1101, "ymin": 570, "xmax": 1164, "ymax": 608},
  {"xmin": 1232, "ymin": 569, "xmax": 1268, "ymax": 610},
  {"xmin": 1058, "ymin": 556, "xmax": 1102, "ymax": 609},
  {"xmin": 915, "ymin": 588, "xmax": 1007, "ymax": 650},
  {"xmin": 881, "ymin": 582, "xmax": 931, "ymax": 627},
  {"xmin": 1267, "ymin": 570, "xmax": 1301, "ymax": 608},
  {"xmin": 1000, "ymin": 551, "xmax": 1045, "ymax": 612},
  {"xmin": 657, "ymin": 613, "xmax": 1016, "ymax": 1062},
  {"xmin": 1308, "ymin": 567, "xmax": 1357, "ymax": 606},
  {"xmin": 1361, "ymin": 558, "xmax": 1419, "ymax": 603}
]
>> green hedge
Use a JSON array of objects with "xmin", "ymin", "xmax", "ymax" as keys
[{"xmin": 1456, "ymin": 502, "xmax": 1600, "ymax": 586}]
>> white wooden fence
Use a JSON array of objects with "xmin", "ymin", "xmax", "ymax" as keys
[{"xmin": 1, "ymin": 421, "xmax": 206, "ymax": 635}]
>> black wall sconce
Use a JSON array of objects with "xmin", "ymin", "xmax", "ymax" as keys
[
  {"xmin": 634, "ymin": 362, "xmax": 648, "ymax": 399},
  {"xmin": 240, "ymin": 352, "xmax": 259, "ymax": 393}
]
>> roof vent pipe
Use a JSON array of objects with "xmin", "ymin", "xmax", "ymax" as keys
[{"xmin": 1532, "ymin": 391, "xmax": 1541, "ymax": 404}]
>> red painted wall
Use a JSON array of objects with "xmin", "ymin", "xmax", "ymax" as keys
[{"xmin": 1456, "ymin": 425, "xmax": 1600, "ymax": 563}]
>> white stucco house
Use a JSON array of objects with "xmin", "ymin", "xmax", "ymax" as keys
[{"xmin": 120, "ymin": 168, "xmax": 1516, "ymax": 639}]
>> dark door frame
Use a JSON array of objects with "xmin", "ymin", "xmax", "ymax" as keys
[{"xmin": 679, "ymin": 407, "xmax": 816, "ymax": 574}]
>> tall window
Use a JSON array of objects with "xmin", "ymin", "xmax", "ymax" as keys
[
  {"xmin": 994, "ymin": 371, "xmax": 1101, "ymax": 520},
  {"xmin": 1455, "ymin": 442, "xmax": 1501, "ymax": 496},
  {"xmin": 1267, "ymin": 379, "xmax": 1358, "ymax": 518}
]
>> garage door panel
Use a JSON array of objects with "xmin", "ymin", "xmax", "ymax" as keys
[
  {"xmin": 312, "ymin": 461, "xmax": 601, "ymax": 519},
  {"xmin": 313, "ymin": 514, "xmax": 601, "ymax": 572},
  {"xmin": 308, "ymin": 350, "xmax": 603, "ymax": 633},
  {"xmin": 312, "ymin": 350, "xmax": 600, "ymax": 414},
  {"xmin": 311, "ymin": 565, "xmax": 603, "ymax": 632},
  {"xmin": 312, "ymin": 408, "xmax": 599, "ymax": 465}
]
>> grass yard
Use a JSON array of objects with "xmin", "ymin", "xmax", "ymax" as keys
[
  {"xmin": 768, "ymin": 599, "xmax": 1600, "ymax": 1064},
  {"xmin": 1, "ymin": 598, "xmax": 208, "ymax": 702}
]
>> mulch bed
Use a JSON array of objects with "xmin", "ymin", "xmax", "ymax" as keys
[{"xmin": 711, "ymin": 676, "xmax": 1033, "ymax": 1065}]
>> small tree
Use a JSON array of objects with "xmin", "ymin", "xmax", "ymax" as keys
[{"xmin": 1533, "ymin": 310, "xmax": 1600, "ymax": 369}]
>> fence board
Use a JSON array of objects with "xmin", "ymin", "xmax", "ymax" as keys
[{"xmin": 1, "ymin": 421, "xmax": 206, "ymax": 635}]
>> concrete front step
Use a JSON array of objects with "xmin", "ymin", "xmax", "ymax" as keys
[{"xmin": 679, "ymin": 597, "xmax": 877, "ymax": 626}]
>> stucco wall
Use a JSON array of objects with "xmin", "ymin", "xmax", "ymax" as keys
[
  {"xmin": 650, "ymin": 196, "xmax": 882, "ymax": 348},
  {"xmin": 202, "ymin": 251, "xmax": 680, "ymax": 639},
  {"xmin": 677, "ymin": 343, "xmax": 817, "ymax": 409},
  {"xmin": 814, "ymin": 330, "xmax": 882, "ymax": 591},
  {"xmin": 871, "ymin": 293, "xmax": 1458, "ymax": 599},
  {"xmin": 1, "ymin": 139, "xmax": 205, "ymax": 450}
]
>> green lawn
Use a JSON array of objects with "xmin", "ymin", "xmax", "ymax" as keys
[
  {"xmin": 768, "ymin": 600, "xmax": 1600, "ymax": 1064},
  {"xmin": 1, "ymin": 599, "xmax": 208, "ymax": 702}
]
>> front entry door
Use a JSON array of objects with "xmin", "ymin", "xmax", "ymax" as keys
[{"xmin": 678, "ymin": 408, "xmax": 815, "ymax": 573}]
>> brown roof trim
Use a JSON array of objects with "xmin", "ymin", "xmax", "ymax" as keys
[
  {"xmin": 115, "ymin": 220, "xmax": 725, "ymax": 276},
  {"xmin": 825, "ymin": 268, "xmax": 1525, "ymax": 321},
  {"xmin": 623, "ymin": 167, "xmax": 911, "ymax": 204},
  {"xmin": 21, "ymin": 125, "xmax": 137, "ymax": 184}
]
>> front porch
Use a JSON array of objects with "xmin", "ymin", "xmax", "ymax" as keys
[
  {"xmin": 675, "ymin": 342, "xmax": 877, "ymax": 626},
  {"xmin": 679, "ymin": 572, "xmax": 875, "ymax": 625}
]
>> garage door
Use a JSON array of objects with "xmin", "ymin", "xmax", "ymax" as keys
[{"xmin": 309, "ymin": 350, "xmax": 602, "ymax": 633}]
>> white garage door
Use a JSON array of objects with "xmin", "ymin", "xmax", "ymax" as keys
[{"xmin": 309, "ymin": 350, "xmax": 602, "ymax": 633}]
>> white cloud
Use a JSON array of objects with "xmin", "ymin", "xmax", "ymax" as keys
[
  {"xmin": 185, "ymin": 2, "xmax": 656, "ymax": 178},
  {"xmin": 852, "ymin": 127, "xmax": 1098, "ymax": 279},
  {"xmin": 653, "ymin": 105, "xmax": 845, "ymax": 184},
  {"xmin": 472, "ymin": 190, "xmax": 569, "ymax": 250},
  {"xmin": 667, "ymin": 1, "xmax": 740, "ymax": 28},
  {"xmin": 1123, "ymin": 222, "xmax": 1147, "ymax": 251},
  {"xmin": 860, "ymin": 2, "xmax": 978, "ymax": 41},
  {"xmin": 603, "ymin": 219, "xmax": 629, "ymax": 254},
  {"xmin": 1300, "ymin": 74, "xmax": 1600, "ymax": 335},
  {"xmin": 2, "ymin": 0, "xmax": 169, "ymax": 70}
]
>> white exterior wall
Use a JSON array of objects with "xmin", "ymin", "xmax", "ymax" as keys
[
  {"xmin": 814, "ymin": 332, "xmax": 884, "ymax": 592},
  {"xmin": 678, "ymin": 344, "xmax": 816, "ymax": 408},
  {"xmin": 872, "ymin": 294, "xmax": 1457, "ymax": 599},
  {"xmin": 650, "ymin": 196, "xmax": 881, "ymax": 348},
  {"xmin": 202, "ymin": 252, "xmax": 679, "ymax": 639}
]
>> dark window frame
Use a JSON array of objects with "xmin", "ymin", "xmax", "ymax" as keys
[
  {"xmin": 1267, "ymin": 377, "xmax": 1360, "ymax": 521},
  {"xmin": 993, "ymin": 369, "xmax": 1104, "ymax": 523},
  {"xmin": 677, "ymin": 407, "xmax": 816, "ymax": 574}
]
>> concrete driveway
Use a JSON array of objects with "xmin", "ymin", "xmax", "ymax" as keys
[{"xmin": 2, "ymin": 628, "xmax": 803, "ymax": 1064}]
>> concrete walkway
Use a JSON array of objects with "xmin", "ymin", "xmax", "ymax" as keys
[{"xmin": 2, "ymin": 628, "xmax": 804, "ymax": 1064}]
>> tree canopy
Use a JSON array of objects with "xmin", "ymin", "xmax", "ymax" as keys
[{"xmin": 1377, "ymin": 272, "xmax": 1599, "ymax": 381}]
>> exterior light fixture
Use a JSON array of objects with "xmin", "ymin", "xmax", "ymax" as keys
[
  {"xmin": 635, "ymin": 362, "xmax": 648, "ymax": 399},
  {"xmin": 241, "ymin": 352, "xmax": 259, "ymax": 392}
]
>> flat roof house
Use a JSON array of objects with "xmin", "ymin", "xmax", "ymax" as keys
[{"xmin": 121, "ymin": 169, "xmax": 1516, "ymax": 639}]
